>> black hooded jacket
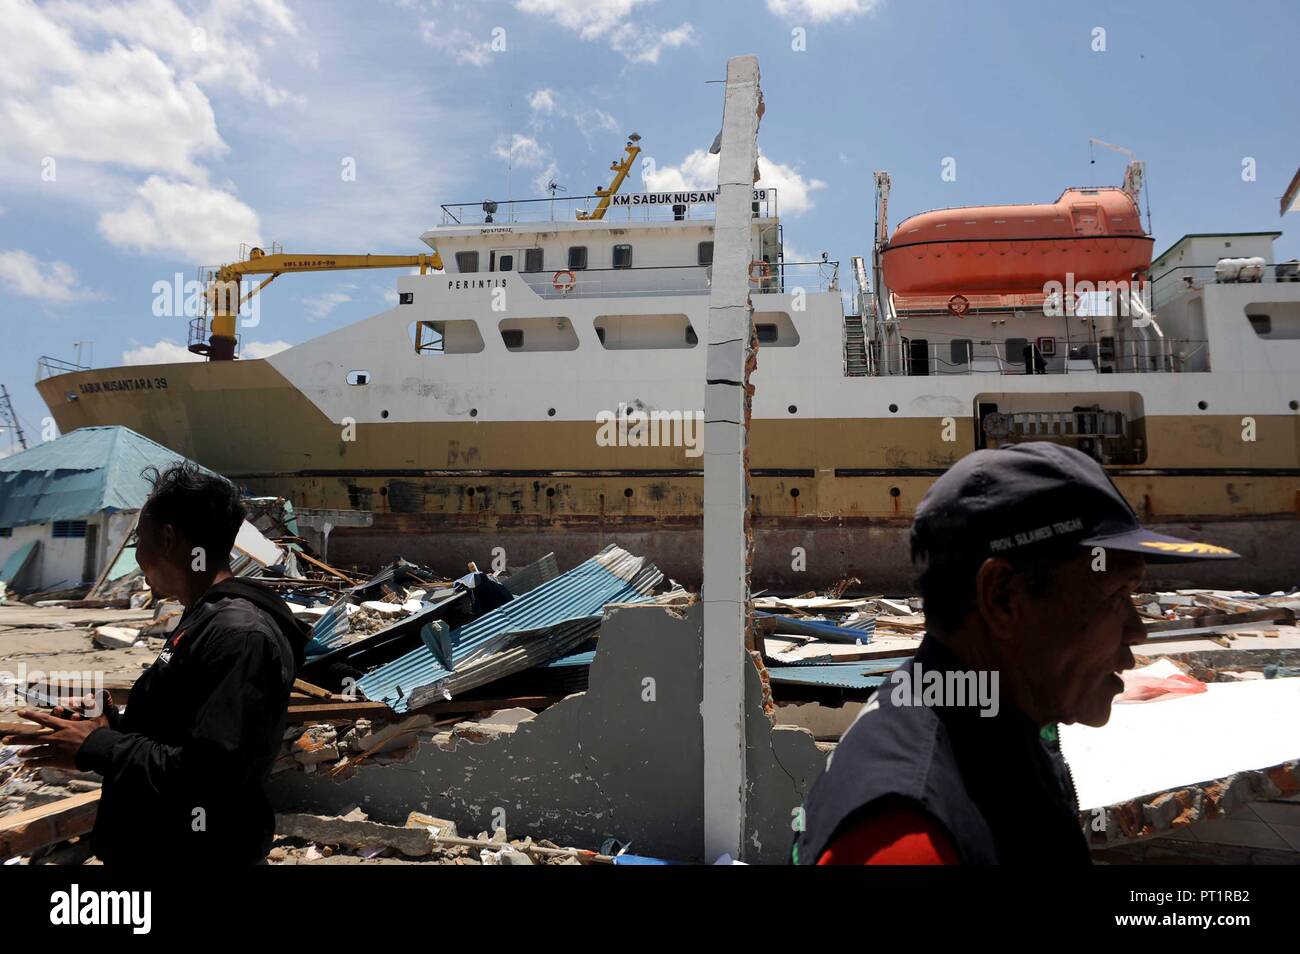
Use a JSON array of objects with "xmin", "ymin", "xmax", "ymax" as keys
[{"xmin": 76, "ymin": 578, "xmax": 309, "ymax": 865}]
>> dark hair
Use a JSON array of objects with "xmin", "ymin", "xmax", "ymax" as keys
[
  {"xmin": 912, "ymin": 540, "xmax": 1073, "ymax": 634},
  {"xmin": 140, "ymin": 462, "xmax": 245, "ymax": 568}
]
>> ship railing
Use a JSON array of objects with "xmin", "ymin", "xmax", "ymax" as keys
[
  {"xmin": 524, "ymin": 260, "xmax": 839, "ymax": 299},
  {"xmin": 1151, "ymin": 261, "xmax": 1300, "ymax": 308},
  {"xmin": 37, "ymin": 355, "xmax": 90, "ymax": 379},
  {"xmin": 438, "ymin": 189, "xmax": 778, "ymax": 225},
  {"xmin": 885, "ymin": 337, "xmax": 1210, "ymax": 376}
]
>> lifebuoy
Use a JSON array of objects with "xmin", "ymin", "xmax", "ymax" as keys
[
  {"xmin": 947, "ymin": 294, "xmax": 970, "ymax": 317},
  {"xmin": 552, "ymin": 270, "xmax": 577, "ymax": 292},
  {"xmin": 748, "ymin": 260, "xmax": 771, "ymax": 283}
]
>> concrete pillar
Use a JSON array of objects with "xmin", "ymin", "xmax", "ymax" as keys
[{"xmin": 701, "ymin": 54, "xmax": 763, "ymax": 863}]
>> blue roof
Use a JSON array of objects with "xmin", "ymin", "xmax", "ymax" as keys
[
  {"xmin": 0, "ymin": 426, "xmax": 194, "ymax": 528},
  {"xmin": 358, "ymin": 545, "xmax": 663, "ymax": 712}
]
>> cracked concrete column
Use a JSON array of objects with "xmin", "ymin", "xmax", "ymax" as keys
[{"xmin": 702, "ymin": 53, "xmax": 763, "ymax": 863}]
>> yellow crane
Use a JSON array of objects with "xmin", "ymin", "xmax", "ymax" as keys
[
  {"xmin": 198, "ymin": 246, "xmax": 443, "ymax": 360},
  {"xmin": 575, "ymin": 134, "xmax": 641, "ymax": 221},
  {"xmin": 198, "ymin": 133, "xmax": 642, "ymax": 359}
]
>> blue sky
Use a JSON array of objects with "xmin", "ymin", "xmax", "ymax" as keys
[{"xmin": 1, "ymin": 0, "xmax": 1297, "ymax": 449}]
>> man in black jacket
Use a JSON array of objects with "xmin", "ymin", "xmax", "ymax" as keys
[
  {"xmin": 795, "ymin": 442, "xmax": 1240, "ymax": 865},
  {"xmin": 16, "ymin": 462, "xmax": 307, "ymax": 864}
]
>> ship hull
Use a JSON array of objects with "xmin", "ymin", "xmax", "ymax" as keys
[{"xmin": 38, "ymin": 360, "xmax": 1300, "ymax": 591}]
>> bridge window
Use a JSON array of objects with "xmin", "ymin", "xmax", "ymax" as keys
[
  {"xmin": 1246, "ymin": 303, "xmax": 1300, "ymax": 339},
  {"xmin": 752, "ymin": 311, "xmax": 800, "ymax": 347},
  {"xmin": 612, "ymin": 244, "xmax": 633, "ymax": 269},
  {"xmin": 499, "ymin": 317, "xmax": 579, "ymax": 352},
  {"xmin": 497, "ymin": 253, "xmax": 514, "ymax": 272},
  {"xmin": 455, "ymin": 251, "xmax": 479, "ymax": 273},
  {"xmin": 594, "ymin": 314, "xmax": 696, "ymax": 350},
  {"xmin": 524, "ymin": 248, "xmax": 544, "ymax": 273},
  {"xmin": 568, "ymin": 246, "xmax": 588, "ymax": 270},
  {"xmin": 698, "ymin": 242, "xmax": 714, "ymax": 266},
  {"xmin": 410, "ymin": 320, "xmax": 485, "ymax": 354},
  {"xmin": 53, "ymin": 521, "xmax": 88, "ymax": 539},
  {"xmin": 346, "ymin": 370, "xmax": 371, "ymax": 385}
]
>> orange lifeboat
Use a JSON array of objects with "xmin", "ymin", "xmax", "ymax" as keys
[{"xmin": 881, "ymin": 187, "xmax": 1153, "ymax": 296}]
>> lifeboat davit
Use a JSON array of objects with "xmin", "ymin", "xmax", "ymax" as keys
[{"xmin": 881, "ymin": 187, "xmax": 1153, "ymax": 296}]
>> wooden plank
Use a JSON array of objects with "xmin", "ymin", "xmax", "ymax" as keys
[
  {"xmin": 1143, "ymin": 607, "xmax": 1296, "ymax": 636},
  {"xmin": 292, "ymin": 678, "xmax": 337, "ymax": 700},
  {"xmin": 295, "ymin": 551, "xmax": 362, "ymax": 585},
  {"xmin": 0, "ymin": 790, "xmax": 100, "ymax": 859}
]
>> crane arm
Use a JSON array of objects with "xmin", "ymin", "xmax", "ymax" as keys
[
  {"xmin": 1089, "ymin": 137, "xmax": 1134, "ymax": 159},
  {"xmin": 201, "ymin": 249, "xmax": 444, "ymax": 360}
]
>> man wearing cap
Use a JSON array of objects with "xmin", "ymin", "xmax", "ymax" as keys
[{"xmin": 794, "ymin": 442, "xmax": 1237, "ymax": 865}]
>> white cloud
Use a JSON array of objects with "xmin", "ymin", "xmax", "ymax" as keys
[
  {"xmin": 98, "ymin": 176, "xmax": 261, "ymax": 264},
  {"xmin": 241, "ymin": 339, "xmax": 291, "ymax": 359},
  {"xmin": 514, "ymin": 0, "xmax": 694, "ymax": 63},
  {"xmin": 494, "ymin": 134, "xmax": 548, "ymax": 168},
  {"xmin": 420, "ymin": 21, "xmax": 497, "ymax": 67},
  {"xmin": 300, "ymin": 288, "xmax": 354, "ymax": 321},
  {"xmin": 0, "ymin": 3, "xmax": 226, "ymax": 182},
  {"xmin": 644, "ymin": 149, "xmax": 827, "ymax": 216},
  {"xmin": 0, "ymin": 249, "xmax": 101, "ymax": 302},
  {"xmin": 121, "ymin": 338, "xmax": 203, "ymax": 365},
  {"xmin": 529, "ymin": 88, "xmax": 557, "ymax": 114},
  {"xmin": 122, "ymin": 336, "xmax": 291, "ymax": 364},
  {"xmin": 42, "ymin": 0, "xmax": 300, "ymax": 106},
  {"xmin": 766, "ymin": 0, "xmax": 883, "ymax": 22}
]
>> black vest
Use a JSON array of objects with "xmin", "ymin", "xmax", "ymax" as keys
[{"xmin": 794, "ymin": 637, "xmax": 1092, "ymax": 865}]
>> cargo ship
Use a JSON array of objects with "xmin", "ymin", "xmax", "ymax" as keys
[{"xmin": 36, "ymin": 139, "xmax": 1300, "ymax": 590}]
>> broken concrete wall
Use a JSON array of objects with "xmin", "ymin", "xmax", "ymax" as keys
[{"xmin": 268, "ymin": 602, "xmax": 827, "ymax": 864}]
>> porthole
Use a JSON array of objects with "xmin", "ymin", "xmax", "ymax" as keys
[
  {"xmin": 1197, "ymin": 400, "xmax": 1208, "ymax": 411},
  {"xmin": 888, "ymin": 404, "xmax": 899, "ymax": 414},
  {"xmin": 889, "ymin": 487, "xmax": 901, "ymax": 498},
  {"xmin": 546, "ymin": 488, "xmax": 555, "ymax": 498},
  {"xmin": 787, "ymin": 404, "xmax": 797, "ymax": 414},
  {"xmin": 1290, "ymin": 400, "xmax": 1298, "ymax": 411},
  {"xmin": 790, "ymin": 488, "xmax": 800, "ymax": 498},
  {"xmin": 547, "ymin": 408, "xmax": 556, "ymax": 417},
  {"xmin": 380, "ymin": 409, "xmax": 389, "ymax": 419},
  {"xmin": 623, "ymin": 488, "xmax": 634, "ymax": 498},
  {"xmin": 470, "ymin": 408, "xmax": 478, "ymax": 417}
]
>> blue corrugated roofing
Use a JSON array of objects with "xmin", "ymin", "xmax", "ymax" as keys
[
  {"xmin": 0, "ymin": 426, "xmax": 194, "ymax": 528},
  {"xmin": 358, "ymin": 544, "xmax": 662, "ymax": 712}
]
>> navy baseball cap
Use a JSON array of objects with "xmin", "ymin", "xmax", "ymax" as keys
[{"xmin": 912, "ymin": 442, "xmax": 1239, "ymax": 565}]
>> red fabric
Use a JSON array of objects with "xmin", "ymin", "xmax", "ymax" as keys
[{"xmin": 817, "ymin": 803, "xmax": 961, "ymax": 865}]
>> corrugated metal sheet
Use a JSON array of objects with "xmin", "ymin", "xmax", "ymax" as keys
[
  {"xmin": 0, "ymin": 426, "xmax": 194, "ymax": 527},
  {"xmin": 358, "ymin": 544, "xmax": 662, "ymax": 712},
  {"xmin": 502, "ymin": 552, "xmax": 560, "ymax": 596},
  {"xmin": 304, "ymin": 597, "xmax": 354, "ymax": 656}
]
